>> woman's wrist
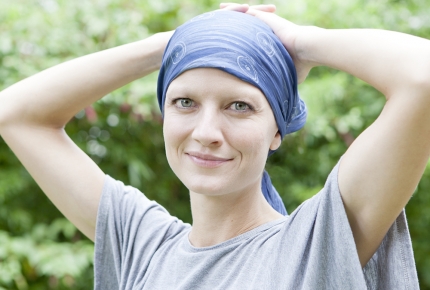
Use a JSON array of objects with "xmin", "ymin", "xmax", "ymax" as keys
[
  {"xmin": 141, "ymin": 31, "xmax": 174, "ymax": 73},
  {"xmin": 294, "ymin": 27, "xmax": 430, "ymax": 94},
  {"xmin": 294, "ymin": 26, "xmax": 327, "ymax": 68}
]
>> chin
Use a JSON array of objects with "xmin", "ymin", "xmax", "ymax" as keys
[
  {"xmin": 182, "ymin": 175, "xmax": 235, "ymax": 196},
  {"xmin": 186, "ymin": 183, "xmax": 228, "ymax": 196}
]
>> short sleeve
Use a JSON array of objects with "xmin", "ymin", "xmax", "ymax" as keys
[
  {"xmin": 93, "ymin": 175, "xmax": 190, "ymax": 290},
  {"xmin": 363, "ymin": 209, "xmax": 419, "ymax": 289},
  {"xmin": 273, "ymin": 160, "xmax": 419, "ymax": 289}
]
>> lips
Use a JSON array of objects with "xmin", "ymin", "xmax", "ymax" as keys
[{"xmin": 185, "ymin": 151, "xmax": 232, "ymax": 167}]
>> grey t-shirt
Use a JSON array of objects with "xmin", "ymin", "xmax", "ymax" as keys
[{"xmin": 94, "ymin": 161, "xmax": 419, "ymax": 289}]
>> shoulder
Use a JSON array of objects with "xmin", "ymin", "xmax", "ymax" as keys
[{"xmin": 96, "ymin": 175, "xmax": 190, "ymax": 242}]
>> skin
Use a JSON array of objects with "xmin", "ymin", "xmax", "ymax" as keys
[
  {"xmin": 163, "ymin": 68, "xmax": 283, "ymax": 246},
  {"xmin": 0, "ymin": 2, "xmax": 429, "ymax": 269}
]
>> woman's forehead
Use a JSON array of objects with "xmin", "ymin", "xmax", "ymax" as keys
[{"xmin": 167, "ymin": 68, "xmax": 266, "ymax": 100}]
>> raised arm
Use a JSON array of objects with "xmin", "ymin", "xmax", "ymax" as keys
[
  {"xmin": 298, "ymin": 28, "xmax": 430, "ymax": 266},
  {"xmin": 0, "ymin": 32, "xmax": 172, "ymax": 241},
  {"xmin": 223, "ymin": 4, "xmax": 430, "ymax": 266}
]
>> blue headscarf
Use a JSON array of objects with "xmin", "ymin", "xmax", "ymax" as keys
[{"xmin": 157, "ymin": 11, "xmax": 307, "ymax": 215}]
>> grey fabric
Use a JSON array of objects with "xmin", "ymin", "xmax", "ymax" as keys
[{"xmin": 94, "ymin": 161, "xmax": 419, "ymax": 289}]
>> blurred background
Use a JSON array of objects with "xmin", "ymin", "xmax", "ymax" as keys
[{"xmin": 0, "ymin": 0, "xmax": 429, "ymax": 289}]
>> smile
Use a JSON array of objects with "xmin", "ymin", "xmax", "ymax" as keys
[{"xmin": 185, "ymin": 152, "xmax": 232, "ymax": 168}]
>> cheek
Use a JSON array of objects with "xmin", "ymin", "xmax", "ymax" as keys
[
  {"xmin": 223, "ymin": 126, "xmax": 269, "ymax": 188},
  {"xmin": 163, "ymin": 114, "xmax": 189, "ymax": 162},
  {"xmin": 226, "ymin": 121, "xmax": 270, "ymax": 161},
  {"xmin": 226, "ymin": 117, "xmax": 278, "ymax": 180}
]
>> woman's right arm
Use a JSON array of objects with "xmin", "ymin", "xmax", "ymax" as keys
[{"xmin": 0, "ymin": 32, "xmax": 172, "ymax": 241}]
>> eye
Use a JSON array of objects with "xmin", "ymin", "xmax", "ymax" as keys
[
  {"xmin": 174, "ymin": 98, "xmax": 194, "ymax": 108},
  {"xmin": 230, "ymin": 101, "xmax": 253, "ymax": 112}
]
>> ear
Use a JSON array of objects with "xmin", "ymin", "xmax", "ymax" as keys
[{"xmin": 269, "ymin": 132, "xmax": 282, "ymax": 151}]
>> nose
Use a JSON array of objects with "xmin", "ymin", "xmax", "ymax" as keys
[{"xmin": 191, "ymin": 108, "xmax": 224, "ymax": 147}]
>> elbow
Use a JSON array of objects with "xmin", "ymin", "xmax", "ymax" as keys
[
  {"xmin": 413, "ymin": 73, "xmax": 430, "ymax": 94},
  {"xmin": 0, "ymin": 92, "xmax": 28, "ymax": 133},
  {"xmin": 410, "ymin": 58, "xmax": 430, "ymax": 94},
  {"xmin": 0, "ymin": 95, "xmax": 11, "ymax": 133},
  {"xmin": 406, "ymin": 65, "xmax": 430, "ymax": 109},
  {"xmin": 396, "ymin": 67, "xmax": 430, "ymax": 104},
  {"xmin": 0, "ymin": 92, "xmax": 66, "ymax": 132}
]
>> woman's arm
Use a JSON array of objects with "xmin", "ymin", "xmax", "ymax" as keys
[
  {"xmin": 298, "ymin": 28, "xmax": 430, "ymax": 99},
  {"xmin": 226, "ymin": 4, "xmax": 430, "ymax": 266},
  {"xmin": 302, "ymin": 28, "xmax": 430, "ymax": 267},
  {"xmin": 299, "ymin": 28, "xmax": 430, "ymax": 266},
  {"xmin": 0, "ymin": 32, "xmax": 172, "ymax": 129},
  {"xmin": 0, "ymin": 32, "xmax": 172, "ymax": 241}
]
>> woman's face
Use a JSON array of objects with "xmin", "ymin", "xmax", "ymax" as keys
[{"xmin": 163, "ymin": 68, "xmax": 281, "ymax": 196}]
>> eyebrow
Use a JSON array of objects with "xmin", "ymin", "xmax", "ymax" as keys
[{"xmin": 168, "ymin": 84, "xmax": 264, "ymax": 100}]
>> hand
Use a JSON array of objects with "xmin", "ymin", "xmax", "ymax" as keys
[
  {"xmin": 219, "ymin": 3, "xmax": 276, "ymax": 13},
  {"xmin": 152, "ymin": 30, "xmax": 175, "ymax": 69},
  {"xmin": 220, "ymin": 3, "xmax": 314, "ymax": 83}
]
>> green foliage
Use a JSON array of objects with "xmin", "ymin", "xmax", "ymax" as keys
[{"xmin": 0, "ymin": 0, "xmax": 429, "ymax": 288}]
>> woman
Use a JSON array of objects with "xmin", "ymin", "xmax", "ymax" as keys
[{"xmin": 0, "ymin": 3, "xmax": 428, "ymax": 289}]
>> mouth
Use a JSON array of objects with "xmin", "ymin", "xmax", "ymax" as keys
[{"xmin": 185, "ymin": 152, "xmax": 233, "ymax": 168}]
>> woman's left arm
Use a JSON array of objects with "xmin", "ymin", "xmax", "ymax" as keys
[
  {"xmin": 224, "ymin": 4, "xmax": 430, "ymax": 267},
  {"xmin": 300, "ymin": 28, "xmax": 430, "ymax": 267}
]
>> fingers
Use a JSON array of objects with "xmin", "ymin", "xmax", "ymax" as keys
[
  {"xmin": 220, "ymin": 3, "xmax": 276, "ymax": 13},
  {"xmin": 247, "ymin": 4, "xmax": 276, "ymax": 12},
  {"xmin": 220, "ymin": 2, "xmax": 241, "ymax": 8},
  {"xmin": 219, "ymin": 3, "xmax": 249, "ymax": 13},
  {"xmin": 244, "ymin": 7, "xmax": 284, "ymax": 27}
]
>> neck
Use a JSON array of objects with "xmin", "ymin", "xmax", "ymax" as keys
[{"xmin": 188, "ymin": 182, "xmax": 284, "ymax": 247}]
